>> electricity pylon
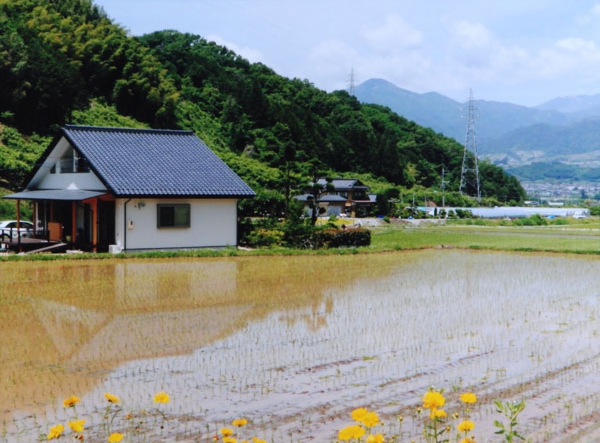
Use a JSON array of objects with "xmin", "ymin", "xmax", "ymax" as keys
[{"xmin": 459, "ymin": 88, "xmax": 481, "ymax": 201}]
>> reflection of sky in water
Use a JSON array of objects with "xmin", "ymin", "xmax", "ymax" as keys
[{"xmin": 5, "ymin": 251, "xmax": 600, "ymax": 442}]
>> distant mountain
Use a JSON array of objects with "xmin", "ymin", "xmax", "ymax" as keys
[
  {"xmin": 486, "ymin": 118, "xmax": 600, "ymax": 167},
  {"xmin": 354, "ymin": 79, "xmax": 600, "ymax": 179},
  {"xmin": 353, "ymin": 78, "xmax": 463, "ymax": 139},
  {"xmin": 354, "ymin": 78, "xmax": 569, "ymax": 144},
  {"xmin": 536, "ymin": 94, "xmax": 600, "ymax": 113}
]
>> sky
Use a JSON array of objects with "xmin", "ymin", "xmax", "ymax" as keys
[{"xmin": 95, "ymin": 0, "xmax": 600, "ymax": 107}]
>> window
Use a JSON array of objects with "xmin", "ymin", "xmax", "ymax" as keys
[
  {"xmin": 75, "ymin": 154, "xmax": 89, "ymax": 172},
  {"xmin": 157, "ymin": 204, "xmax": 191, "ymax": 228},
  {"xmin": 55, "ymin": 147, "xmax": 89, "ymax": 173}
]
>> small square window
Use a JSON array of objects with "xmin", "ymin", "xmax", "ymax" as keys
[{"xmin": 157, "ymin": 204, "xmax": 190, "ymax": 228}]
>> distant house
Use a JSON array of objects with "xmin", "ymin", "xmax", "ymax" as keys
[
  {"xmin": 4, "ymin": 125, "xmax": 255, "ymax": 252},
  {"xmin": 295, "ymin": 178, "xmax": 374, "ymax": 218}
]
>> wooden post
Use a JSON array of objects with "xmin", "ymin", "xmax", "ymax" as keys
[
  {"xmin": 16, "ymin": 199, "xmax": 21, "ymax": 250},
  {"xmin": 91, "ymin": 198, "xmax": 98, "ymax": 252},
  {"xmin": 72, "ymin": 201, "xmax": 77, "ymax": 245},
  {"xmin": 33, "ymin": 201, "xmax": 37, "ymax": 236}
]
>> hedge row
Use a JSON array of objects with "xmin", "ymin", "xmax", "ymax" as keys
[{"xmin": 313, "ymin": 228, "xmax": 371, "ymax": 248}]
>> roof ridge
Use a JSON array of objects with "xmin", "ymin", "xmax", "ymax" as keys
[{"xmin": 63, "ymin": 125, "xmax": 194, "ymax": 135}]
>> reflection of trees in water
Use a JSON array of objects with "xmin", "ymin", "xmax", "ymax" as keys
[{"xmin": 0, "ymin": 254, "xmax": 398, "ymax": 422}]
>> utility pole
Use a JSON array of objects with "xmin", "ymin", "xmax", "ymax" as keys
[
  {"xmin": 441, "ymin": 167, "xmax": 446, "ymax": 208},
  {"xmin": 459, "ymin": 89, "xmax": 481, "ymax": 201},
  {"xmin": 348, "ymin": 68, "xmax": 356, "ymax": 96}
]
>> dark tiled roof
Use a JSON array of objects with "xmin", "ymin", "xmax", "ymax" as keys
[
  {"xmin": 293, "ymin": 194, "xmax": 347, "ymax": 203},
  {"xmin": 316, "ymin": 178, "xmax": 368, "ymax": 191},
  {"xmin": 319, "ymin": 194, "xmax": 347, "ymax": 202},
  {"xmin": 62, "ymin": 126, "xmax": 255, "ymax": 198}
]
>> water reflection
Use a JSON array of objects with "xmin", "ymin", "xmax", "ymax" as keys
[
  {"xmin": 11, "ymin": 251, "xmax": 600, "ymax": 442},
  {"xmin": 0, "ymin": 254, "xmax": 397, "ymax": 429}
]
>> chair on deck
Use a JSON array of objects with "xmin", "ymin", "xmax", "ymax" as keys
[{"xmin": 47, "ymin": 222, "xmax": 63, "ymax": 242}]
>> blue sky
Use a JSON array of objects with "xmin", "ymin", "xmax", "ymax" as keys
[{"xmin": 95, "ymin": 0, "xmax": 600, "ymax": 107}]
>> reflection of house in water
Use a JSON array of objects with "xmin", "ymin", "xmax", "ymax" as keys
[
  {"xmin": 3, "ymin": 254, "xmax": 372, "ymax": 433},
  {"xmin": 33, "ymin": 261, "xmax": 243, "ymax": 366},
  {"xmin": 1, "ymin": 260, "xmax": 248, "ymax": 425}
]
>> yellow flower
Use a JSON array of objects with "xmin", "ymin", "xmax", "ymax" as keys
[
  {"xmin": 223, "ymin": 437, "xmax": 237, "ymax": 443},
  {"xmin": 252, "ymin": 438, "xmax": 267, "ymax": 443},
  {"xmin": 104, "ymin": 392, "xmax": 120, "ymax": 404},
  {"xmin": 68, "ymin": 419, "xmax": 86, "ymax": 433},
  {"xmin": 154, "ymin": 391, "xmax": 170, "ymax": 404},
  {"xmin": 107, "ymin": 433, "xmax": 124, "ymax": 442},
  {"xmin": 460, "ymin": 392, "xmax": 477, "ymax": 404},
  {"xmin": 430, "ymin": 409, "xmax": 447, "ymax": 419},
  {"xmin": 47, "ymin": 424, "xmax": 64, "ymax": 440},
  {"xmin": 460, "ymin": 439, "xmax": 476, "ymax": 443},
  {"xmin": 63, "ymin": 395, "xmax": 80, "ymax": 408},
  {"xmin": 359, "ymin": 411, "xmax": 380, "ymax": 428},
  {"xmin": 457, "ymin": 420, "xmax": 475, "ymax": 433},
  {"xmin": 220, "ymin": 427, "xmax": 234, "ymax": 436},
  {"xmin": 367, "ymin": 433, "xmax": 385, "ymax": 443},
  {"xmin": 232, "ymin": 418, "xmax": 248, "ymax": 427},
  {"xmin": 422, "ymin": 391, "xmax": 445, "ymax": 410},
  {"xmin": 351, "ymin": 407, "xmax": 369, "ymax": 422},
  {"xmin": 338, "ymin": 425, "xmax": 366, "ymax": 441}
]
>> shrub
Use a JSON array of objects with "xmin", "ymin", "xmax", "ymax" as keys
[
  {"xmin": 246, "ymin": 228, "xmax": 284, "ymax": 248},
  {"xmin": 514, "ymin": 214, "xmax": 547, "ymax": 226},
  {"xmin": 589, "ymin": 206, "xmax": 600, "ymax": 216},
  {"xmin": 454, "ymin": 209, "xmax": 474, "ymax": 219},
  {"xmin": 314, "ymin": 228, "xmax": 371, "ymax": 248}
]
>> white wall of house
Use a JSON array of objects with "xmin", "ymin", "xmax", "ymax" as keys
[
  {"xmin": 35, "ymin": 170, "xmax": 107, "ymax": 191},
  {"xmin": 114, "ymin": 198, "xmax": 239, "ymax": 251}
]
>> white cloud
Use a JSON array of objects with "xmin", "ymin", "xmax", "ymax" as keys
[
  {"xmin": 555, "ymin": 37, "xmax": 597, "ymax": 53},
  {"xmin": 445, "ymin": 20, "xmax": 499, "ymax": 70},
  {"xmin": 451, "ymin": 21, "xmax": 493, "ymax": 49},
  {"xmin": 205, "ymin": 34, "xmax": 264, "ymax": 64},
  {"xmin": 361, "ymin": 14, "xmax": 423, "ymax": 53},
  {"xmin": 527, "ymin": 38, "xmax": 600, "ymax": 79}
]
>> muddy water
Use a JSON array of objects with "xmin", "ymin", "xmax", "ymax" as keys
[{"xmin": 3, "ymin": 251, "xmax": 600, "ymax": 442}]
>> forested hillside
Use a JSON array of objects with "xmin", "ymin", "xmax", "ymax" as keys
[{"xmin": 0, "ymin": 0, "xmax": 526, "ymax": 215}]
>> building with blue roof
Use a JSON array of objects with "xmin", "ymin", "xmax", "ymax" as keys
[{"xmin": 5, "ymin": 126, "xmax": 255, "ymax": 252}]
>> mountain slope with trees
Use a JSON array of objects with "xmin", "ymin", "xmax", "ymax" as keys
[{"xmin": 0, "ymin": 0, "xmax": 526, "ymax": 217}]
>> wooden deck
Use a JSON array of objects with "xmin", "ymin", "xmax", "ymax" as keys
[{"xmin": 0, "ymin": 237, "xmax": 68, "ymax": 254}]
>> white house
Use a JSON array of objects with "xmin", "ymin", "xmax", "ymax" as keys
[{"xmin": 4, "ymin": 125, "xmax": 255, "ymax": 252}]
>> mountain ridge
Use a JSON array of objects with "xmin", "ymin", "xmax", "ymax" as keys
[{"xmin": 354, "ymin": 78, "xmax": 600, "ymax": 178}]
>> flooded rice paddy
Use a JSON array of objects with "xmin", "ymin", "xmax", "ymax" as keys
[{"xmin": 3, "ymin": 250, "xmax": 600, "ymax": 442}]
